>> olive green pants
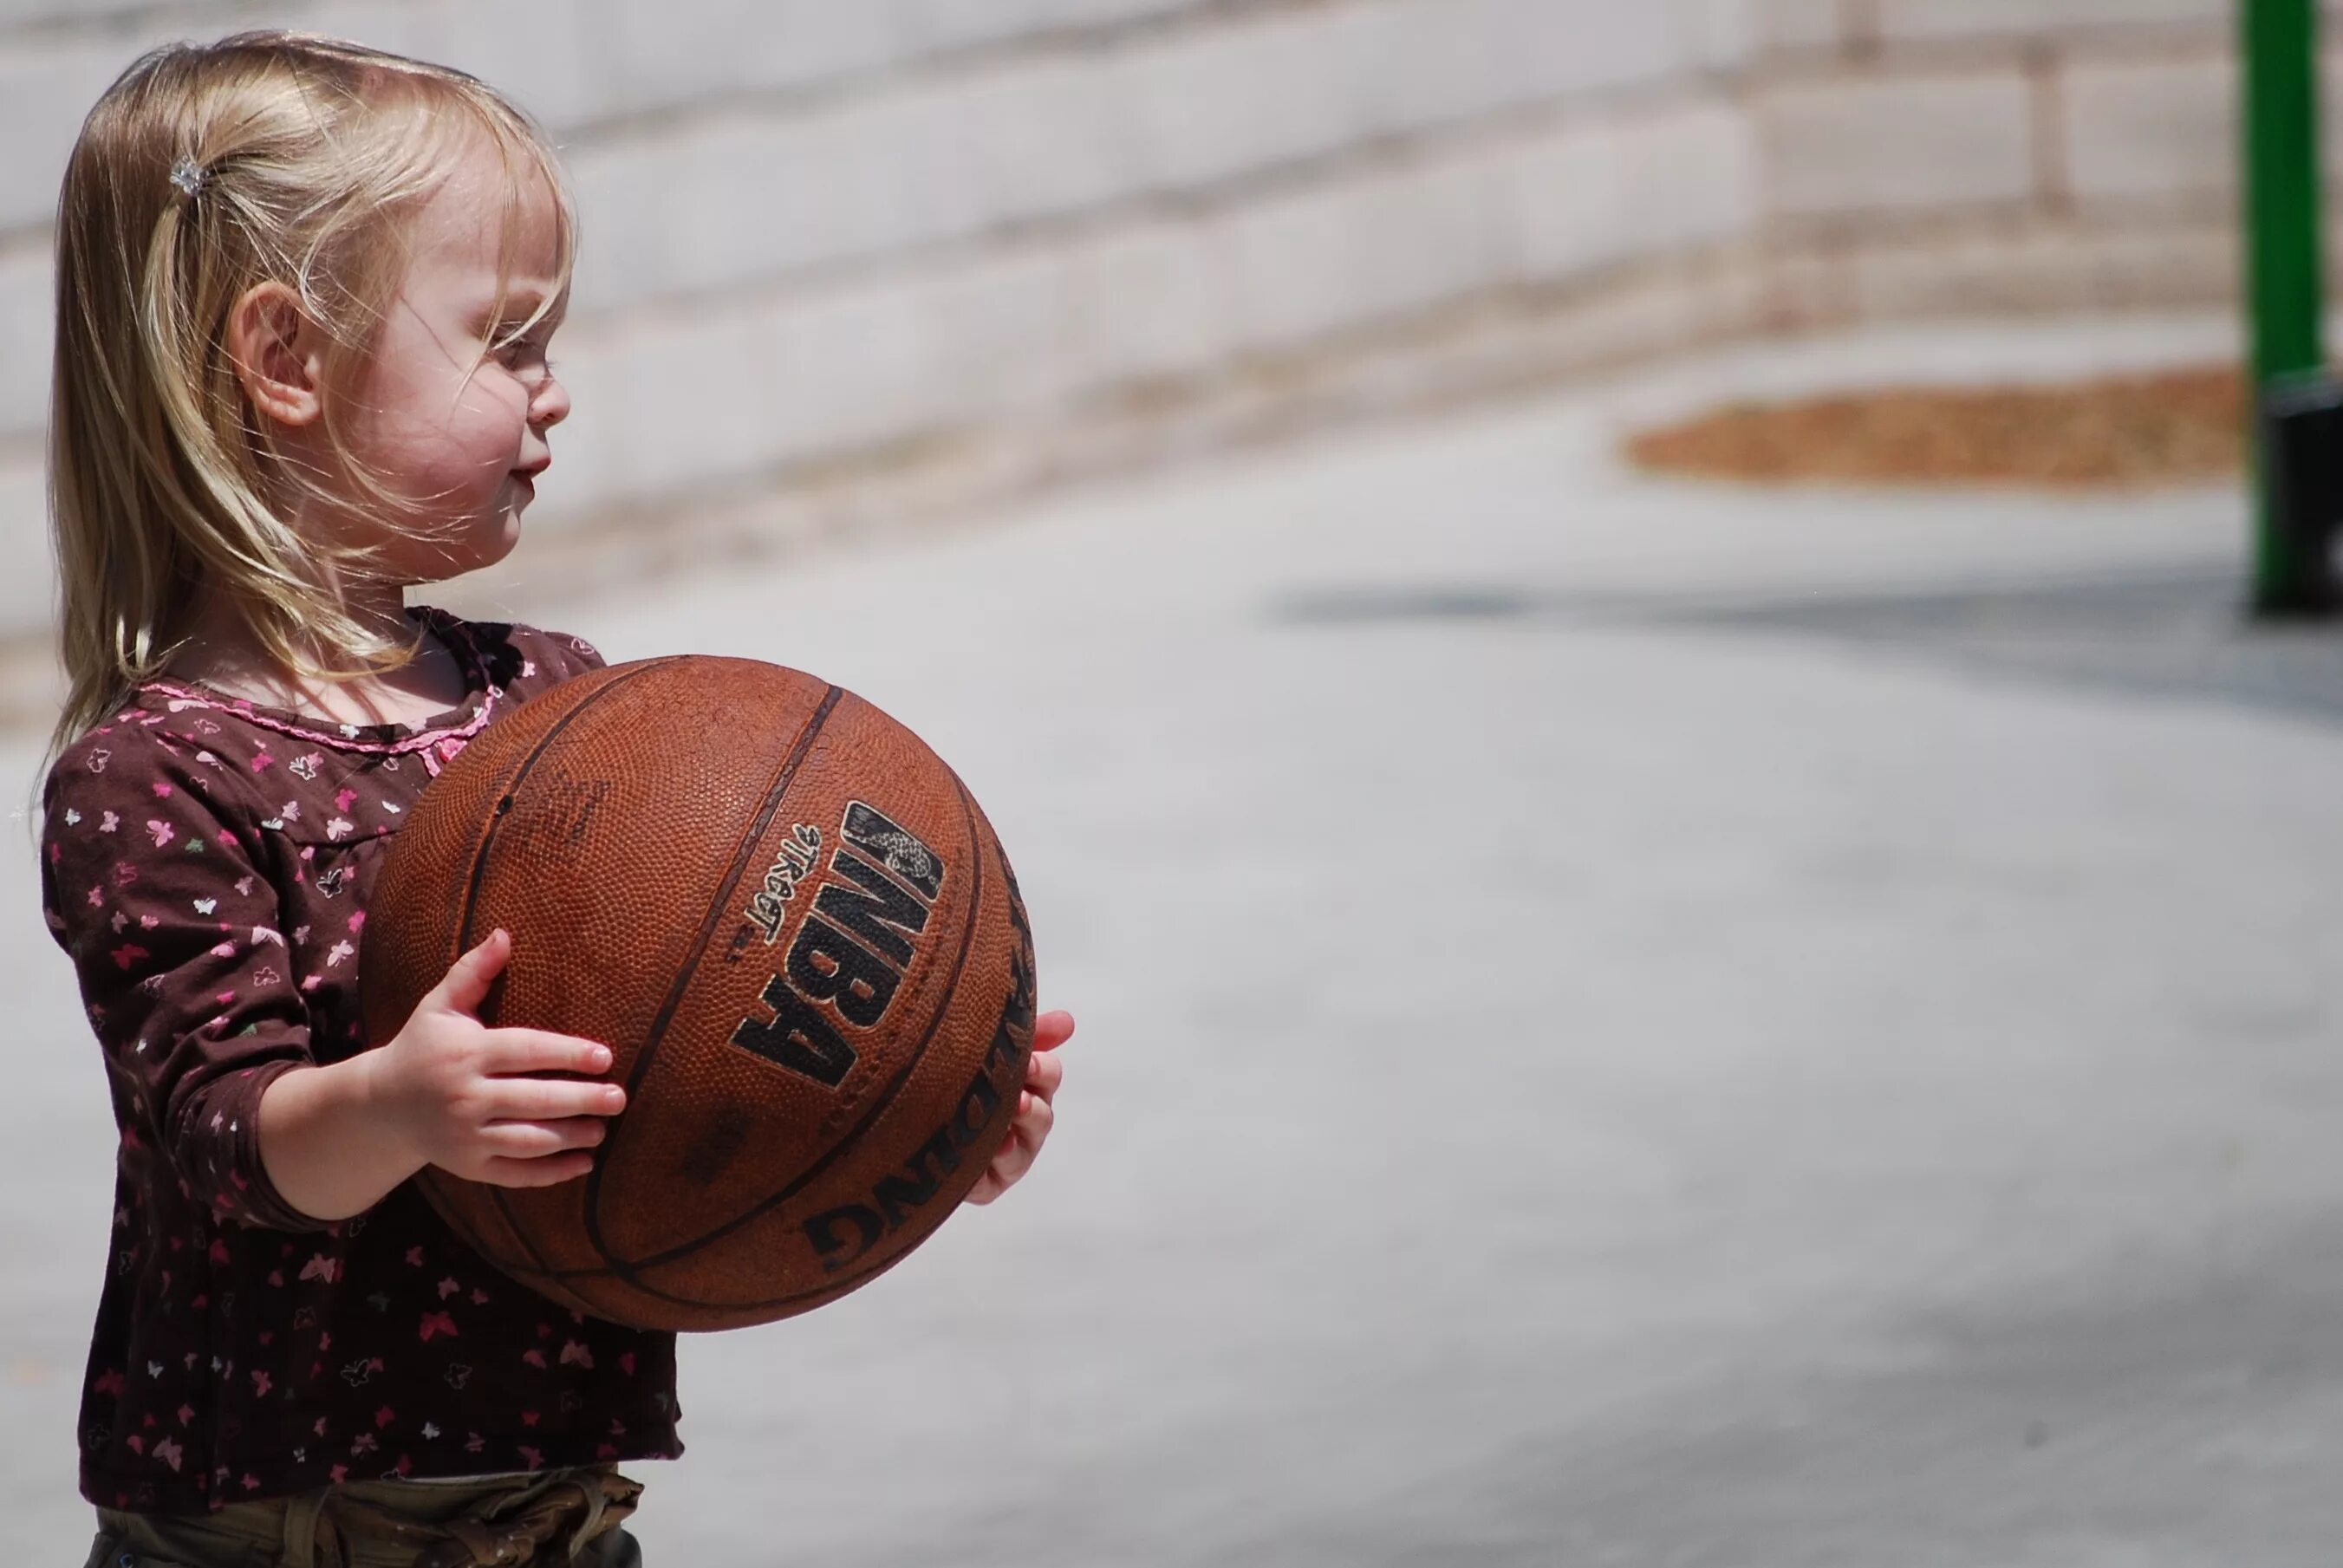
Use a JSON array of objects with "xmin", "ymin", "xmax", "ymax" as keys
[{"xmin": 81, "ymin": 1466, "xmax": 641, "ymax": 1568}]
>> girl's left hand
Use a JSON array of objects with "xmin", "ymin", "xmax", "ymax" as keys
[{"xmin": 963, "ymin": 1009, "xmax": 1073, "ymax": 1205}]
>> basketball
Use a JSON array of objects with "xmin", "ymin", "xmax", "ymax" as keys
[{"xmin": 358, "ymin": 656, "xmax": 1037, "ymax": 1333}]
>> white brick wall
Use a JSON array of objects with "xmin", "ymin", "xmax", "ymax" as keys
[
  {"xmin": 0, "ymin": 249, "xmax": 51, "ymax": 440},
  {"xmin": 0, "ymin": 0, "xmax": 2311, "ymax": 650},
  {"xmin": 2062, "ymin": 55, "xmax": 2236, "ymax": 206},
  {"xmin": 1063, "ymin": 222, "xmax": 1232, "ymax": 386},
  {"xmin": 0, "ymin": 457, "xmax": 53, "ymax": 634},
  {"xmin": 1761, "ymin": 68, "xmax": 2037, "ymax": 220},
  {"xmin": 1875, "ymin": 0, "xmax": 2227, "ymax": 43},
  {"xmin": 0, "ymin": 38, "xmax": 139, "ymax": 234},
  {"xmin": 1758, "ymin": 0, "xmax": 1844, "ymax": 53},
  {"xmin": 1500, "ymin": 101, "xmax": 1757, "ymax": 283}
]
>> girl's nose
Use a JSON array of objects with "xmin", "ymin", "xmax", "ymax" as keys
[{"xmin": 533, "ymin": 373, "xmax": 571, "ymax": 431}]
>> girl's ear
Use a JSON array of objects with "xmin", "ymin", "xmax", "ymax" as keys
[{"xmin": 225, "ymin": 282, "xmax": 325, "ymax": 429}]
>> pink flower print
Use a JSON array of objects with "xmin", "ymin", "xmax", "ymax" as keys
[
  {"xmin": 139, "ymin": 914, "xmax": 158, "ymax": 930},
  {"xmin": 235, "ymin": 875, "xmax": 255, "ymax": 896},
  {"xmin": 251, "ymin": 751, "xmax": 273, "ymax": 772},
  {"xmin": 112, "ymin": 862, "xmax": 138, "ymax": 887},
  {"xmin": 299, "ymin": 1254, "xmax": 342, "ymax": 1285},
  {"xmin": 108, "ymin": 944, "xmax": 149, "ymax": 972},
  {"xmin": 521, "ymin": 1348, "xmax": 548, "ymax": 1369},
  {"xmin": 177, "ymin": 1404, "xmax": 194, "ymax": 1426},
  {"xmin": 618, "ymin": 1352, "xmax": 636, "ymax": 1376},
  {"xmin": 243, "ymin": 1474, "xmax": 261, "ymax": 1491},
  {"xmin": 326, "ymin": 817, "xmax": 354, "ymax": 842},
  {"xmin": 350, "ymin": 1433, "xmax": 377, "ymax": 1454},
  {"xmin": 471, "ymin": 1288, "xmax": 490, "ymax": 1305},
  {"xmin": 99, "ymin": 810, "xmax": 118, "ymax": 833},
  {"xmin": 558, "ymin": 1341, "xmax": 594, "ymax": 1370},
  {"xmin": 335, "ymin": 788, "xmax": 359, "ymax": 814},
  {"xmin": 62, "ymin": 808, "xmax": 80, "ymax": 827},
  {"xmin": 252, "ymin": 966, "xmax": 281, "ymax": 988},
  {"xmin": 374, "ymin": 1406, "xmax": 396, "ymax": 1429},
  {"xmin": 216, "ymin": 830, "xmax": 238, "ymax": 851},
  {"xmin": 419, "ymin": 1311, "xmax": 459, "ymax": 1342},
  {"xmin": 87, "ymin": 748, "xmax": 109, "ymax": 773},
  {"xmin": 195, "ymin": 751, "xmax": 218, "ymax": 768},
  {"xmin": 348, "ymin": 912, "xmax": 367, "ymax": 934},
  {"xmin": 301, "ymin": 976, "xmax": 322, "ymax": 992},
  {"xmin": 518, "ymin": 1446, "xmax": 543, "ymax": 1471},
  {"xmin": 292, "ymin": 925, "xmax": 310, "ymax": 943},
  {"xmin": 289, "ymin": 753, "xmax": 323, "ymax": 781},
  {"xmin": 143, "ymin": 820, "xmax": 174, "ymax": 849},
  {"xmin": 106, "ymin": 911, "xmax": 125, "ymax": 933},
  {"xmin": 153, "ymin": 1436, "xmax": 184, "ymax": 1473},
  {"xmin": 210, "ymin": 941, "xmax": 236, "ymax": 959},
  {"xmin": 329, "ymin": 1464, "xmax": 348, "ymax": 1483},
  {"xmin": 251, "ymin": 1370, "xmax": 272, "ymax": 1397},
  {"xmin": 280, "ymin": 801, "xmax": 300, "ymax": 823},
  {"xmin": 325, "ymin": 940, "xmax": 355, "ymax": 968},
  {"xmin": 86, "ymin": 887, "xmax": 103, "ymax": 908},
  {"xmin": 153, "ymin": 782, "xmax": 172, "ymax": 798},
  {"xmin": 192, "ymin": 898, "xmax": 216, "ymax": 915},
  {"xmin": 438, "ymin": 1277, "xmax": 460, "ymax": 1299},
  {"xmin": 465, "ymin": 1433, "xmax": 485, "ymax": 1453}
]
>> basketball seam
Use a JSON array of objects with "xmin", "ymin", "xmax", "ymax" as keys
[
  {"xmin": 438, "ymin": 659, "xmax": 684, "ymax": 1282},
  {"xmin": 556, "ymin": 771, "xmax": 993, "ymax": 1313},
  {"xmin": 579, "ymin": 684, "xmax": 847, "ymax": 1271}
]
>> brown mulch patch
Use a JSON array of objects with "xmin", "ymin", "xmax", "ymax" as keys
[{"xmin": 1622, "ymin": 365, "xmax": 2245, "ymax": 491}]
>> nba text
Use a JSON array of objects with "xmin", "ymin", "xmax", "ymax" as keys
[{"xmin": 726, "ymin": 803, "xmax": 945, "ymax": 1088}]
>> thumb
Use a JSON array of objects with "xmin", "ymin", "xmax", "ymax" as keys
[{"xmin": 428, "ymin": 927, "xmax": 511, "ymax": 1018}]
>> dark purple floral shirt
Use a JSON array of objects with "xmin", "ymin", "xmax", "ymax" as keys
[{"xmin": 39, "ymin": 608, "xmax": 681, "ymax": 1515}]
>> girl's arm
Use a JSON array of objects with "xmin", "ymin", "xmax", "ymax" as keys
[
  {"xmin": 42, "ymin": 737, "xmax": 331, "ymax": 1233},
  {"xmin": 257, "ymin": 928, "xmax": 623, "ymax": 1221}
]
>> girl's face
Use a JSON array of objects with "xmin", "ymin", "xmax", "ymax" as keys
[{"xmin": 336, "ymin": 137, "xmax": 570, "ymax": 584}]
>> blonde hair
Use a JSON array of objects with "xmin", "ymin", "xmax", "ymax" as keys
[{"xmin": 44, "ymin": 30, "xmax": 575, "ymax": 769}]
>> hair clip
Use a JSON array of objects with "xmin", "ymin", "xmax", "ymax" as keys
[{"xmin": 168, "ymin": 157, "xmax": 207, "ymax": 199}]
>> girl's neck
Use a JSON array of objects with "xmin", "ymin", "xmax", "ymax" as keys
[{"xmin": 163, "ymin": 588, "xmax": 472, "ymax": 731}]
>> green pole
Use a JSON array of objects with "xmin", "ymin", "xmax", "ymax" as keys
[{"xmin": 2243, "ymin": 0, "xmax": 2329, "ymax": 614}]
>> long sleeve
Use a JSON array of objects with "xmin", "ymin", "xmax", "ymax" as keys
[{"xmin": 42, "ymin": 725, "xmax": 329, "ymax": 1233}]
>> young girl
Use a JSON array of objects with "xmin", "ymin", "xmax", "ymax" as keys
[{"xmin": 39, "ymin": 32, "xmax": 1072, "ymax": 1567}]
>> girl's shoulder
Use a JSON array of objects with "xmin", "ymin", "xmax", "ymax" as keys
[{"xmin": 40, "ymin": 699, "xmax": 231, "ymax": 825}]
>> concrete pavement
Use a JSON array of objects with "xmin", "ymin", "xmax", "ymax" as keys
[{"xmin": 9, "ymin": 315, "xmax": 2343, "ymax": 1565}]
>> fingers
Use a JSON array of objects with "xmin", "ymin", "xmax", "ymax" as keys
[
  {"xmin": 482, "ymin": 1028, "xmax": 615, "ymax": 1079},
  {"xmin": 1032, "ymin": 1010, "xmax": 1076, "ymax": 1051},
  {"xmin": 478, "ymin": 1116, "xmax": 611, "ymax": 1160},
  {"xmin": 1011, "ymin": 1090, "xmax": 1054, "ymax": 1152},
  {"xmin": 472, "ymin": 1150, "xmax": 597, "ymax": 1188},
  {"xmin": 1024, "ymin": 1047, "xmax": 1064, "ymax": 1105},
  {"xmin": 481, "ymin": 1076, "xmax": 627, "ymax": 1123},
  {"xmin": 428, "ymin": 928, "xmax": 511, "ymax": 1017}
]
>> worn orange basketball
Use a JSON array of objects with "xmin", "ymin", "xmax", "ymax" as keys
[{"xmin": 359, "ymin": 657, "xmax": 1036, "ymax": 1333}]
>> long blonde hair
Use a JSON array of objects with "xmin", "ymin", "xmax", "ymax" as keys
[{"xmin": 45, "ymin": 30, "xmax": 576, "ymax": 770}]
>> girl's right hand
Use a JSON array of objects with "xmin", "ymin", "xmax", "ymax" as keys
[{"xmin": 362, "ymin": 927, "xmax": 627, "ymax": 1187}]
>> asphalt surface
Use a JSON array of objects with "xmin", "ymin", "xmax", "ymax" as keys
[{"xmin": 10, "ymin": 316, "xmax": 2343, "ymax": 1566}]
